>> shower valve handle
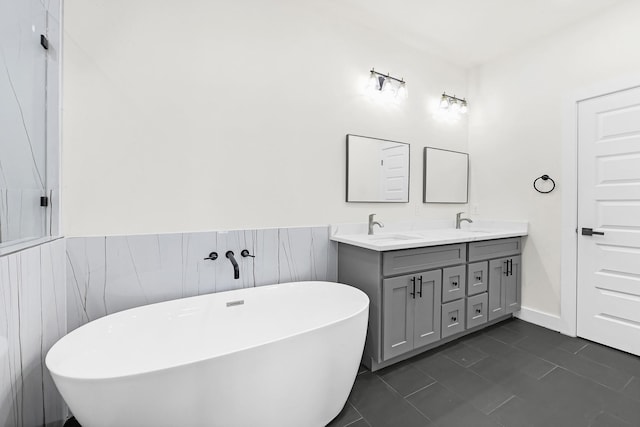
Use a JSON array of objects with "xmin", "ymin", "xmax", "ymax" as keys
[
  {"xmin": 204, "ymin": 252, "xmax": 218, "ymax": 261},
  {"xmin": 241, "ymin": 249, "xmax": 255, "ymax": 258}
]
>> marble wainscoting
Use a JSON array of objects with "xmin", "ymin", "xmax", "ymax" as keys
[
  {"xmin": 0, "ymin": 239, "xmax": 66, "ymax": 427},
  {"xmin": 66, "ymin": 226, "xmax": 338, "ymax": 332}
]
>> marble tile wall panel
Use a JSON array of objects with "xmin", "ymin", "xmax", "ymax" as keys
[
  {"xmin": 66, "ymin": 226, "xmax": 338, "ymax": 331},
  {"xmin": 0, "ymin": 238, "xmax": 66, "ymax": 427},
  {"xmin": 278, "ymin": 227, "xmax": 337, "ymax": 283}
]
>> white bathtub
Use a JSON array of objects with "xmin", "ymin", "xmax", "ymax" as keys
[{"xmin": 46, "ymin": 281, "xmax": 369, "ymax": 427}]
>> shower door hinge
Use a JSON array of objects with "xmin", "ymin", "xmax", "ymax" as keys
[
  {"xmin": 40, "ymin": 196, "xmax": 49, "ymax": 207},
  {"xmin": 40, "ymin": 34, "xmax": 49, "ymax": 50}
]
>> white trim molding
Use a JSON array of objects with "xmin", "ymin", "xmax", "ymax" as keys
[
  {"xmin": 560, "ymin": 74, "xmax": 640, "ymax": 338},
  {"xmin": 515, "ymin": 307, "xmax": 563, "ymax": 333}
]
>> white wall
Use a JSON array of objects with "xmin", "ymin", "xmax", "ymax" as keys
[
  {"xmin": 62, "ymin": 0, "xmax": 469, "ymax": 237},
  {"xmin": 467, "ymin": 1, "xmax": 640, "ymax": 317}
]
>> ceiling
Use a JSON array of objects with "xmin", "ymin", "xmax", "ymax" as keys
[{"xmin": 336, "ymin": 0, "xmax": 628, "ymax": 67}]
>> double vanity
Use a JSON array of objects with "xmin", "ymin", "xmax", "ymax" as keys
[{"xmin": 332, "ymin": 220, "xmax": 527, "ymax": 371}]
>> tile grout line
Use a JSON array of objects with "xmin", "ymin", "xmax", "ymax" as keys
[
  {"xmin": 621, "ymin": 376, "xmax": 634, "ymax": 392},
  {"xmin": 486, "ymin": 394, "xmax": 516, "ymax": 416},
  {"xmin": 547, "ymin": 365, "xmax": 628, "ymax": 392},
  {"xmin": 466, "ymin": 355, "xmax": 489, "ymax": 368},
  {"xmin": 375, "ymin": 375, "xmax": 432, "ymax": 423},
  {"xmin": 403, "ymin": 380, "xmax": 438, "ymax": 399},
  {"xmin": 572, "ymin": 343, "xmax": 589, "ymax": 354},
  {"xmin": 404, "ymin": 396, "xmax": 434, "ymax": 424},
  {"xmin": 342, "ymin": 416, "xmax": 364, "ymax": 427},
  {"xmin": 441, "ymin": 348, "xmax": 489, "ymax": 369},
  {"xmin": 496, "ymin": 326, "xmax": 634, "ymax": 391},
  {"xmin": 537, "ymin": 365, "xmax": 558, "ymax": 380}
]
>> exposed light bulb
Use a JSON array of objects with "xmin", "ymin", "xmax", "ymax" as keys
[
  {"xmin": 397, "ymin": 81, "xmax": 408, "ymax": 100},
  {"xmin": 439, "ymin": 95, "xmax": 450, "ymax": 109},
  {"xmin": 367, "ymin": 71, "xmax": 381, "ymax": 91},
  {"xmin": 460, "ymin": 100, "xmax": 468, "ymax": 114},
  {"xmin": 450, "ymin": 99, "xmax": 460, "ymax": 114},
  {"xmin": 382, "ymin": 77, "xmax": 396, "ymax": 96}
]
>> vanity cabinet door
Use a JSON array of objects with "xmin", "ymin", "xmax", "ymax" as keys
[
  {"xmin": 382, "ymin": 275, "xmax": 415, "ymax": 360},
  {"xmin": 414, "ymin": 270, "xmax": 442, "ymax": 348},
  {"xmin": 488, "ymin": 258, "xmax": 507, "ymax": 321},
  {"xmin": 505, "ymin": 256, "xmax": 521, "ymax": 314},
  {"xmin": 488, "ymin": 256, "xmax": 521, "ymax": 321}
]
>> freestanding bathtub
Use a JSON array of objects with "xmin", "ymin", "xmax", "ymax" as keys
[{"xmin": 46, "ymin": 281, "xmax": 369, "ymax": 427}]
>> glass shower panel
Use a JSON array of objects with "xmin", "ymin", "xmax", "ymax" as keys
[{"xmin": 0, "ymin": 0, "xmax": 48, "ymax": 245}]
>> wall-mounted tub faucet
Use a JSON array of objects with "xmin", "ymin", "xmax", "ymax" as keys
[
  {"xmin": 368, "ymin": 214, "xmax": 384, "ymax": 235},
  {"xmin": 456, "ymin": 212, "xmax": 473, "ymax": 229},
  {"xmin": 226, "ymin": 251, "xmax": 240, "ymax": 279}
]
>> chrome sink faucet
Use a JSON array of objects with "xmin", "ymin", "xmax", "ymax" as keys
[
  {"xmin": 456, "ymin": 212, "xmax": 473, "ymax": 229},
  {"xmin": 368, "ymin": 214, "xmax": 384, "ymax": 235}
]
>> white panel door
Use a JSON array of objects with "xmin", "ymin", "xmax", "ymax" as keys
[
  {"xmin": 379, "ymin": 142, "xmax": 409, "ymax": 201},
  {"xmin": 577, "ymin": 86, "xmax": 640, "ymax": 355}
]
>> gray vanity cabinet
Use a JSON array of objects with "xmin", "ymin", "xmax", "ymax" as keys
[
  {"xmin": 382, "ymin": 271, "xmax": 441, "ymax": 360},
  {"xmin": 488, "ymin": 255, "xmax": 522, "ymax": 321},
  {"xmin": 338, "ymin": 237, "xmax": 522, "ymax": 371}
]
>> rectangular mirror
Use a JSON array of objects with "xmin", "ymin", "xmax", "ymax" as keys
[
  {"xmin": 423, "ymin": 147, "xmax": 468, "ymax": 203},
  {"xmin": 346, "ymin": 134, "xmax": 410, "ymax": 203}
]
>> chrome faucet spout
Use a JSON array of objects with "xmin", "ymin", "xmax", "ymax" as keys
[
  {"xmin": 226, "ymin": 251, "xmax": 240, "ymax": 279},
  {"xmin": 368, "ymin": 214, "xmax": 384, "ymax": 235},
  {"xmin": 455, "ymin": 212, "xmax": 473, "ymax": 229}
]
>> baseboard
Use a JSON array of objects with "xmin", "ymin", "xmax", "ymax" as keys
[{"xmin": 514, "ymin": 306, "xmax": 563, "ymax": 333}]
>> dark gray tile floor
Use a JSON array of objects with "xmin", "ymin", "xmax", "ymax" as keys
[{"xmin": 327, "ymin": 318, "xmax": 640, "ymax": 427}]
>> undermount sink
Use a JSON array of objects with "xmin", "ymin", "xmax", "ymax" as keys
[
  {"xmin": 365, "ymin": 233, "xmax": 422, "ymax": 242},
  {"xmin": 418, "ymin": 229, "xmax": 491, "ymax": 236}
]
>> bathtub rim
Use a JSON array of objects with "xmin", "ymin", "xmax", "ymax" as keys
[{"xmin": 46, "ymin": 281, "xmax": 369, "ymax": 381}]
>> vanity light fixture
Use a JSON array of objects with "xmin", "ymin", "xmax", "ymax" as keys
[
  {"xmin": 440, "ymin": 93, "xmax": 468, "ymax": 113},
  {"xmin": 367, "ymin": 68, "xmax": 407, "ymax": 100},
  {"xmin": 437, "ymin": 93, "xmax": 468, "ymax": 121}
]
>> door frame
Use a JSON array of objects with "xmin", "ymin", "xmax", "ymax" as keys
[{"xmin": 560, "ymin": 75, "xmax": 640, "ymax": 337}]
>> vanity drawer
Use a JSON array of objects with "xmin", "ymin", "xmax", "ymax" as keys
[
  {"xmin": 442, "ymin": 265, "xmax": 466, "ymax": 303},
  {"xmin": 467, "ymin": 261, "xmax": 488, "ymax": 296},
  {"xmin": 441, "ymin": 299, "xmax": 465, "ymax": 338},
  {"xmin": 468, "ymin": 238, "xmax": 522, "ymax": 262},
  {"xmin": 383, "ymin": 244, "xmax": 466, "ymax": 277},
  {"xmin": 466, "ymin": 293, "xmax": 488, "ymax": 329}
]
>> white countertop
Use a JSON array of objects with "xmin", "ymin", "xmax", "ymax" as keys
[{"xmin": 330, "ymin": 220, "xmax": 528, "ymax": 251}]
